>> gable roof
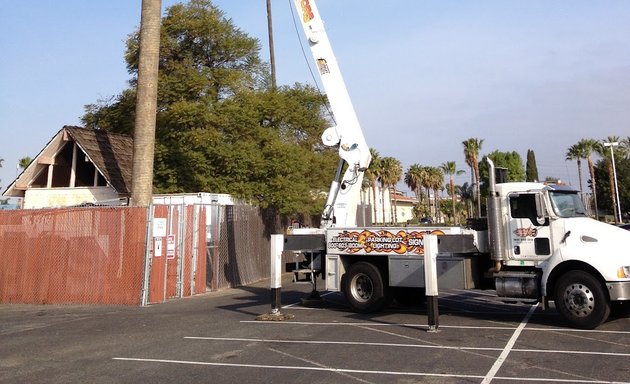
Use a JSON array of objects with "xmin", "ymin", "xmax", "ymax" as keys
[
  {"xmin": 3, "ymin": 126, "xmax": 133, "ymax": 197},
  {"xmin": 65, "ymin": 126, "xmax": 133, "ymax": 194}
]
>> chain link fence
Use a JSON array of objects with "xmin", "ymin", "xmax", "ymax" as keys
[
  {"xmin": 0, "ymin": 207, "xmax": 147, "ymax": 305},
  {"xmin": 1, "ymin": 200, "xmax": 308, "ymax": 305},
  {"xmin": 210, "ymin": 204, "xmax": 270, "ymax": 290}
]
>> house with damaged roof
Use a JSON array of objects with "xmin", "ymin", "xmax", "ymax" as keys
[{"xmin": 2, "ymin": 126, "xmax": 132, "ymax": 208}]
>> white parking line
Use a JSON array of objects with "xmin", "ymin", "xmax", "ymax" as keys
[
  {"xmin": 242, "ymin": 320, "xmax": 630, "ymax": 334},
  {"xmin": 111, "ymin": 357, "xmax": 625, "ymax": 383},
  {"xmin": 244, "ymin": 320, "xmax": 516, "ymax": 330},
  {"xmin": 184, "ymin": 336, "xmax": 630, "ymax": 357},
  {"xmin": 481, "ymin": 304, "xmax": 537, "ymax": 384},
  {"xmin": 186, "ymin": 336, "xmax": 502, "ymax": 352}
]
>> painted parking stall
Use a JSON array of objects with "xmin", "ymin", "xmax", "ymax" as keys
[{"xmin": 113, "ymin": 288, "xmax": 630, "ymax": 384}]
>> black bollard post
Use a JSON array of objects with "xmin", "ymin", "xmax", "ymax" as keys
[
  {"xmin": 257, "ymin": 234, "xmax": 294, "ymax": 321},
  {"xmin": 423, "ymin": 234, "xmax": 439, "ymax": 332}
]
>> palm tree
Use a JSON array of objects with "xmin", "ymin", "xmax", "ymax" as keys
[
  {"xmin": 566, "ymin": 143, "xmax": 587, "ymax": 192},
  {"xmin": 420, "ymin": 166, "xmax": 433, "ymax": 203},
  {"xmin": 18, "ymin": 156, "xmax": 32, "ymax": 171},
  {"xmin": 379, "ymin": 157, "xmax": 402, "ymax": 224},
  {"xmin": 365, "ymin": 148, "xmax": 381, "ymax": 223},
  {"xmin": 440, "ymin": 161, "xmax": 465, "ymax": 224},
  {"xmin": 426, "ymin": 166, "xmax": 444, "ymax": 222},
  {"xmin": 405, "ymin": 163, "xmax": 432, "ymax": 222},
  {"xmin": 377, "ymin": 159, "xmax": 389, "ymax": 225},
  {"xmin": 578, "ymin": 138, "xmax": 600, "ymax": 220},
  {"xmin": 404, "ymin": 164, "xmax": 425, "ymax": 201},
  {"xmin": 388, "ymin": 160, "xmax": 403, "ymax": 224},
  {"xmin": 457, "ymin": 182, "xmax": 475, "ymax": 218},
  {"xmin": 462, "ymin": 138, "xmax": 483, "ymax": 217},
  {"xmin": 131, "ymin": 0, "xmax": 162, "ymax": 207}
]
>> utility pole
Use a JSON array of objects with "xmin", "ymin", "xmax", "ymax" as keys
[{"xmin": 266, "ymin": 0, "xmax": 277, "ymax": 90}]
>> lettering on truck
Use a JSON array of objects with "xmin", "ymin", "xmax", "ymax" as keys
[{"xmin": 327, "ymin": 229, "xmax": 445, "ymax": 255}]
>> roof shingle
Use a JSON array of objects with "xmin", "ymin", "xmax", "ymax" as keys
[{"xmin": 63, "ymin": 126, "xmax": 133, "ymax": 195}]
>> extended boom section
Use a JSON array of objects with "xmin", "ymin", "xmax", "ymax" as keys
[{"xmin": 293, "ymin": 0, "xmax": 371, "ymax": 228}]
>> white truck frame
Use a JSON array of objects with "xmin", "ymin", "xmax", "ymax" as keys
[{"xmin": 280, "ymin": 0, "xmax": 630, "ymax": 329}]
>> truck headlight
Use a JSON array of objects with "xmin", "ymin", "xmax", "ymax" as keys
[{"xmin": 618, "ymin": 266, "xmax": 630, "ymax": 278}]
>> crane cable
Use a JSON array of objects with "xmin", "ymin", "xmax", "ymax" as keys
[{"xmin": 288, "ymin": 0, "xmax": 337, "ymax": 126}]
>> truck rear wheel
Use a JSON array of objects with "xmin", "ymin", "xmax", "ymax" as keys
[
  {"xmin": 342, "ymin": 262, "xmax": 390, "ymax": 313},
  {"xmin": 554, "ymin": 270, "xmax": 610, "ymax": 329}
]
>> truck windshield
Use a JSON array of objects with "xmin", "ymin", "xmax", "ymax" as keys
[{"xmin": 549, "ymin": 191, "xmax": 588, "ymax": 218}]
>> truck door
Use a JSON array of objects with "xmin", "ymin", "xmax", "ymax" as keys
[{"xmin": 507, "ymin": 193, "xmax": 551, "ymax": 260}]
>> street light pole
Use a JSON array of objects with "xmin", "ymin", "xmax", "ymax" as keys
[{"xmin": 604, "ymin": 141, "xmax": 622, "ymax": 223}]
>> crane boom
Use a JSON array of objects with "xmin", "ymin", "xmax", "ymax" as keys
[{"xmin": 293, "ymin": 0, "xmax": 371, "ymax": 228}]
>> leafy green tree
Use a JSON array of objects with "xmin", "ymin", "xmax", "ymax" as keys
[
  {"xmin": 462, "ymin": 138, "xmax": 483, "ymax": 217},
  {"xmin": 440, "ymin": 161, "xmax": 465, "ymax": 224},
  {"xmin": 479, "ymin": 150, "xmax": 526, "ymax": 205},
  {"xmin": 594, "ymin": 156, "xmax": 629, "ymax": 221},
  {"xmin": 622, "ymin": 137, "xmax": 630, "ymax": 158},
  {"xmin": 525, "ymin": 149, "xmax": 539, "ymax": 182},
  {"xmin": 480, "ymin": 150, "xmax": 526, "ymax": 183},
  {"xmin": 597, "ymin": 136, "xmax": 627, "ymax": 223},
  {"xmin": 82, "ymin": 0, "xmax": 336, "ymax": 216},
  {"xmin": 439, "ymin": 198, "xmax": 466, "ymax": 226}
]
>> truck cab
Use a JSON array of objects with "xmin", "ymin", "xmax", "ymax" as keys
[{"xmin": 489, "ymin": 160, "xmax": 630, "ymax": 328}]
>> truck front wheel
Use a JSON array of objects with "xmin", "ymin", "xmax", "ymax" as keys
[
  {"xmin": 554, "ymin": 270, "xmax": 610, "ymax": 329},
  {"xmin": 342, "ymin": 262, "xmax": 390, "ymax": 313}
]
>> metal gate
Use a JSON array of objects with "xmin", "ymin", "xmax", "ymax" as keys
[{"xmin": 142, "ymin": 204, "xmax": 206, "ymax": 305}]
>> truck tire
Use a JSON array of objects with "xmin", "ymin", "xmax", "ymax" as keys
[
  {"xmin": 554, "ymin": 270, "xmax": 610, "ymax": 329},
  {"xmin": 342, "ymin": 262, "xmax": 390, "ymax": 313}
]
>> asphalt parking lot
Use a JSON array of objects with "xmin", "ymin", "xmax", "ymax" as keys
[{"xmin": 1, "ymin": 277, "xmax": 629, "ymax": 384}]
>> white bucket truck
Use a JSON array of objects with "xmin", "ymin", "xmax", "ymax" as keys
[{"xmin": 278, "ymin": 0, "xmax": 630, "ymax": 329}]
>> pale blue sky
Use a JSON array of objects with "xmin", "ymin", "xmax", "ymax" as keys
[{"xmin": 2, "ymin": 1, "xmax": 629, "ymax": 194}]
